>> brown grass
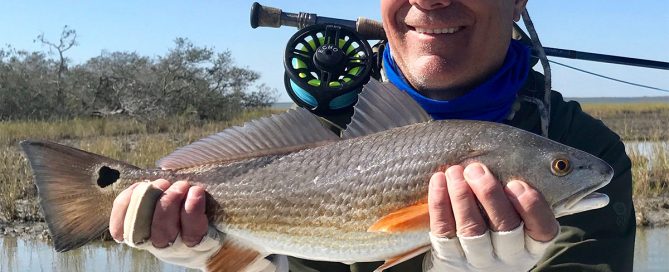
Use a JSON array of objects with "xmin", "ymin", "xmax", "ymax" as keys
[
  {"xmin": 582, "ymin": 103, "xmax": 669, "ymax": 141},
  {"xmin": 627, "ymin": 143, "xmax": 669, "ymax": 197},
  {"xmin": 0, "ymin": 146, "xmax": 37, "ymax": 221}
]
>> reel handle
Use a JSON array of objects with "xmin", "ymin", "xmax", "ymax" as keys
[
  {"xmin": 250, "ymin": 2, "xmax": 386, "ymax": 40},
  {"xmin": 250, "ymin": 2, "xmax": 284, "ymax": 28}
]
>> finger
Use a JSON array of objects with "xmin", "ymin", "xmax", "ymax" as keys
[
  {"xmin": 151, "ymin": 179, "xmax": 171, "ymax": 191},
  {"xmin": 445, "ymin": 165, "xmax": 486, "ymax": 237},
  {"xmin": 463, "ymin": 163, "xmax": 520, "ymax": 232},
  {"xmin": 489, "ymin": 223, "xmax": 526, "ymax": 263},
  {"xmin": 151, "ymin": 180, "xmax": 190, "ymax": 248},
  {"xmin": 109, "ymin": 183, "xmax": 140, "ymax": 242},
  {"xmin": 459, "ymin": 232, "xmax": 495, "ymax": 269},
  {"xmin": 181, "ymin": 185, "xmax": 209, "ymax": 247},
  {"xmin": 504, "ymin": 180, "xmax": 559, "ymax": 242},
  {"xmin": 428, "ymin": 172, "xmax": 456, "ymax": 238}
]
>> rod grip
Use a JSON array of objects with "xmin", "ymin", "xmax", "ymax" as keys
[
  {"xmin": 250, "ymin": 2, "xmax": 282, "ymax": 28},
  {"xmin": 356, "ymin": 17, "xmax": 386, "ymax": 40}
]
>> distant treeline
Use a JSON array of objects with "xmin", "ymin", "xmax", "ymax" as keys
[
  {"xmin": 0, "ymin": 26, "xmax": 276, "ymax": 121},
  {"xmin": 566, "ymin": 97, "xmax": 669, "ymax": 104}
]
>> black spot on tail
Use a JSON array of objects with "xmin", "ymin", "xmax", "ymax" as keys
[{"xmin": 97, "ymin": 166, "xmax": 120, "ymax": 188}]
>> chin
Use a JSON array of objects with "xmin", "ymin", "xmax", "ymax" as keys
[
  {"xmin": 406, "ymin": 68, "xmax": 460, "ymax": 89},
  {"xmin": 397, "ymin": 55, "xmax": 470, "ymax": 91}
]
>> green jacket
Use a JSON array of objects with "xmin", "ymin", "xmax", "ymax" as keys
[{"xmin": 288, "ymin": 70, "xmax": 636, "ymax": 272}]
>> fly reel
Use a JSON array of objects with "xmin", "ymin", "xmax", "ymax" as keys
[{"xmin": 284, "ymin": 24, "xmax": 374, "ymax": 115}]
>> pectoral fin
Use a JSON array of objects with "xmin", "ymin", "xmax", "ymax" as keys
[
  {"xmin": 367, "ymin": 203, "xmax": 430, "ymax": 233},
  {"xmin": 373, "ymin": 245, "xmax": 431, "ymax": 272}
]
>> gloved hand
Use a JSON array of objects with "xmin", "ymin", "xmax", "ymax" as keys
[
  {"xmin": 423, "ymin": 222, "xmax": 557, "ymax": 271},
  {"xmin": 126, "ymin": 225, "xmax": 224, "ymax": 270},
  {"xmin": 110, "ymin": 180, "xmax": 287, "ymax": 272},
  {"xmin": 110, "ymin": 180, "xmax": 224, "ymax": 270},
  {"xmin": 423, "ymin": 163, "xmax": 559, "ymax": 272}
]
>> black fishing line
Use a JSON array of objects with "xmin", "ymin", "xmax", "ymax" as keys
[{"xmin": 548, "ymin": 59, "xmax": 669, "ymax": 93}]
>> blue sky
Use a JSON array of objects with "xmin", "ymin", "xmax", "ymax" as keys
[{"xmin": 1, "ymin": 1, "xmax": 668, "ymax": 102}]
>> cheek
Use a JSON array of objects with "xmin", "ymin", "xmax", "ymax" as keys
[
  {"xmin": 466, "ymin": 3, "xmax": 514, "ymax": 65},
  {"xmin": 468, "ymin": 0, "xmax": 515, "ymax": 32},
  {"xmin": 380, "ymin": 0, "xmax": 408, "ymax": 31},
  {"xmin": 380, "ymin": 0, "xmax": 397, "ymax": 21},
  {"xmin": 381, "ymin": 2, "xmax": 410, "ymax": 54}
]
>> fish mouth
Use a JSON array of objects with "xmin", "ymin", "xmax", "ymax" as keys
[{"xmin": 553, "ymin": 180, "xmax": 611, "ymax": 218}]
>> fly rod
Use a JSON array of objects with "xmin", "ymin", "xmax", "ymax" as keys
[{"xmin": 250, "ymin": 2, "xmax": 669, "ymax": 71}]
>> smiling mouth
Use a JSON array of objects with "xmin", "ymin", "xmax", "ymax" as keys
[{"xmin": 410, "ymin": 26, "xmax": 464, "ymax": 35}]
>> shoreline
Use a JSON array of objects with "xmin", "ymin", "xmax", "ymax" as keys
[{"xmin": 2, "ymin": 197, "xmax": 667, "ymax": 241}]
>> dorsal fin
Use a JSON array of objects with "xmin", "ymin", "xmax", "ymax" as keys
[
  {"xmin": 342, "ymin": 79, "xmax": 431, "ymax": 139},
  {"xmin": 158, "ymin": 108, "xmax": 339, "ymax": 170}
]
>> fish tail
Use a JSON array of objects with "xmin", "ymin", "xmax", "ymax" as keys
[{"xmin": 20, "ymin": 140, "xmax": 141, "ymax": 252}]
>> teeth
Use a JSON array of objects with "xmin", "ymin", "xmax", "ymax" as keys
[{"xmin": 415, "ymin": 27, "xmax": 460, "ymax": 34}]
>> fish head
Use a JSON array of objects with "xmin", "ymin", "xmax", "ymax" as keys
[
  {"xmin": 542, "ymin": 145, "xmax": 613, "ymax": 217},
  {"xmin": 474, "ymin": 134, "xmax": 614, "ymax": 218},
  {"xmin": 523, "ymin": 140, "xmax": 612, "ymax": 217}
]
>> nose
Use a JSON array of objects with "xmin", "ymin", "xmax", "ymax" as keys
[{"xmin": 409, "ymin": 0, "xmax": 452, "ymax": 10}]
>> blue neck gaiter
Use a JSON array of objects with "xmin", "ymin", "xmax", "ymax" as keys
[{"xmin": 383, "ymin": 40, "xmax": 530, "ymax": 122}]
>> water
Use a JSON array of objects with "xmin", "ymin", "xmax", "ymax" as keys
[
  {"xmin": 1, "ymin": 227, "xmax": 667, "ymax": 271},
  {"xmin": 625, "ymin": 141, "xmax": 668, "ymax": 158},
  {"xmin": 634, "ymin": 227, "xmax": 669, "ymax": 271},
  {"xmin": 0, "ymin": 237, "xmax": 193, "ymax": 272}
]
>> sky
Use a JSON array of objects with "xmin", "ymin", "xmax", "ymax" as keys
[{"xmin": 1, "ymin": 1, "xmax": 668, "ymax": 102}]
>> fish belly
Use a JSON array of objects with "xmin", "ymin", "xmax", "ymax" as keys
[{"xmin": 220, "ymin": 224, "xmax": 430, "ymax": 263}]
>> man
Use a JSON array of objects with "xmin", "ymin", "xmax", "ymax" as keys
[{"xmin": 110, "ymin": 0, "xmax": 635, "ymax": 271}]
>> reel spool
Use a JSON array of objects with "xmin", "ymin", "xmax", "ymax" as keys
[{"xmin": 284, "ymin": 24, "xmax": 374, "ymax": 115}]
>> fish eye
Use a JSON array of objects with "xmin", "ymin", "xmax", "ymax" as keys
[{"xmin": 551, "ymin": 158, "xmax": 572, "ymax": 176}]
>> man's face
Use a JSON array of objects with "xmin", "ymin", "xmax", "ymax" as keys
[{"xmin": 381, "ymin": 0, "xmax": 527, "ymax": 99}]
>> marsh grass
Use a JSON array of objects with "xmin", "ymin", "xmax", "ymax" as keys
[
  {"xmin": 582, "ymin": 103, "xmax": 669, "ymax": 141},
  {"xmin": 0, "ymin": 118, "xmax": 146, "ymax": 147},
  {"xmin": 0, "ymin": 108, "xmax": 280, "ymax": 148},
  {"xmin": 627, "ymin": 143, "xmax": 669, "ymax": 197},
  {"xmin": 0, "ymin": 146, "xmax": 37, "ymax": 221}
]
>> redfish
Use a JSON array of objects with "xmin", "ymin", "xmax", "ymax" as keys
[{"xmin": 20, "ymin": 79, "xmax": 612, "ymax": 272}]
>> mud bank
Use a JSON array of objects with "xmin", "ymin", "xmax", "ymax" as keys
[{"xmin": 634, "ymin": 196, "xmax": 669, "ymax": 228}]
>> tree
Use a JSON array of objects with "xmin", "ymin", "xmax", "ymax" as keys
[
  {"xmin": 0, "ymin": 46, "xmax": 60, "ymax": 119},
  {"xmin": 74, "ymin": 38, "xmax": 276, "ymax": 120},
  {"xmin": 34, "ymin": 25, "xmax": 78, "ymax": 113},
  {"xmin": 0, "ymin": 32, "xmax": 276, "ymax": 121}
]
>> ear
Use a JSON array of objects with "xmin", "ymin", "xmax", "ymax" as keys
[{"xmin": 513, "ymin": 0, "xmax": 529, "ymax": 22}]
